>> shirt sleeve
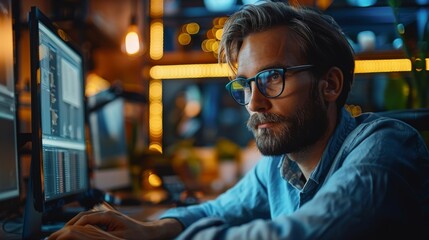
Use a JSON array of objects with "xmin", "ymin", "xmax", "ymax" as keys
[{"xmin": 159, "ymin": 156, "xmax": 275, "ymax": 228}]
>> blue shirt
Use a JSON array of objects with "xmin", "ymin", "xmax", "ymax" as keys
[{"xmin": 161, "ymin": 108, "xmax": 429, "ymax": 239}]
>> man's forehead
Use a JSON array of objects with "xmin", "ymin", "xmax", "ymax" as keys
[{"xmin": 236, "ymin": 29, "xmax": 302, "ymax": 75}]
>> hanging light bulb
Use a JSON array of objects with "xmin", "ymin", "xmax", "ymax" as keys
[{"xmin": 122, "ymin": 1, "xmax": 143, "ymax": 56}]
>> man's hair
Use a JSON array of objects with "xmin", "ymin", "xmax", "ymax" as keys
[{"xmin": 219, "ymin": 1, "xmax": 355, "ymax": 110}]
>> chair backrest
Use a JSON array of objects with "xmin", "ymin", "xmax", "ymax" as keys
[{"xmin": 376, "ymin": 108, "xmax": 429, "ymax": 131}]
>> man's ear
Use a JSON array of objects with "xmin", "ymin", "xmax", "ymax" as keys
[{"xmin": 319, "ymin": 67, "xmax": 343, "ymax": 102}]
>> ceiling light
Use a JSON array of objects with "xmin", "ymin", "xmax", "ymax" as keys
[{"xmin": 122, "ymin": 0, "xmax": 143, "ymax": 56}]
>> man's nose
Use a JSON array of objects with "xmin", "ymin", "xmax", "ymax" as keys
[{"xmin": 247, "ymin": 82, "xmax": 270, "ymax": 113}]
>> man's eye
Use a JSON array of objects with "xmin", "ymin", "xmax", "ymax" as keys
[{"xmin": 268, "ymin": 72, "xmax": 281, "ymax": 81}]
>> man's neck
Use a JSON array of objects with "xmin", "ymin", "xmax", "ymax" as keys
[
  {"xmin": 288, "ymin": 145, "xmax": 325, "ymax": 180},
  {"xmin": 288, "ymin": 108, "xmax": 339, "ymax": 180}
]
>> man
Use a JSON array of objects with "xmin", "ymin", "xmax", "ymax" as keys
[{"xmin": 49, "ymin": 1, "xmax": 429, "ymax": 239}]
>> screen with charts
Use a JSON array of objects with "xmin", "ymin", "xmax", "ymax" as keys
[
  {"xmin": 88, "ymin": 89, "xmax": 131, "ymax": 191},
  {"xmin": 0, "ymin": 0, "xmax": 20, "ymax": 216},
  {"xmin": 29, "ymin": 6, "xmax": 88, "ymax": 211}
]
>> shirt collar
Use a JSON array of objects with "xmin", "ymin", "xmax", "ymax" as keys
[{"xmin": 279, "ymin": 155, "xmax": 305, "ymax": 189}]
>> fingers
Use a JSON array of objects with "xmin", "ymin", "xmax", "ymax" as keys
[
  {"xmin": 47, "ymin": 224, "xmax": 123, "ymax": 240},
  {"xmin": 65, "ymin": 210, "xmax": 98, "ymax": 226},
  {"xmin": 65, "ymin": 202, "xmax": 117, "ymax": 226},
  {"xmin": 67, "ymin": 210, "xmax": 121, "ymax": 228}
]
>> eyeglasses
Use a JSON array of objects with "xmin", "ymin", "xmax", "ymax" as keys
[{"xmin": 225, "ymin": 64, "xmax": 314, "ymax": 105}]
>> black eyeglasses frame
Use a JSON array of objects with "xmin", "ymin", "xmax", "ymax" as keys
[{"xmin": 225, "ymin": 64, "xmax": 314, "ymax": 106}]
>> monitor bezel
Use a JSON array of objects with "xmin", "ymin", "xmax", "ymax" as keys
[{"xmin": 29, "ymin": 6, "xmax": 89, "ymax": 213}]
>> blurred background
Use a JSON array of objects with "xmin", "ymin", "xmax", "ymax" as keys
[{"xmin": 13, "ymin": 0, "xmax": 429, "ymax": 199}]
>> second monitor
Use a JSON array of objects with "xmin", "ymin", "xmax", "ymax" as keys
[{"xmin": 88, "ymin": 88, "xmax": 132, "ymax": 192}]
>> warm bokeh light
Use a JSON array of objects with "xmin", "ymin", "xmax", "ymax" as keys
[
  {"xmin": 150, "ymin": 63, "xmax": 232, "ymax": 79},
  {"xmin": 85, "ymin": 73, "xmax": 111, "ymax": 96},
  {"xmin": 204, "ymin": 39, "xmax": 216, "ymax": 52},
  {"xmin": 150, "ymin": 0, "xmax": 164, "ymax": 17},
  {"xmin": 206, "ymin": 28, "xmax": 215, "ymax": 39},
  {"xmin": 211, "ymin": 41, "xmax": 219, "ymax": 53},
  {"xmin": 148, "ymin": 173, "xmax": 163, "ymax": 187},
  {"xmin": 178, "ymin": 32, "xmax": 191, "ymax": 45},
  {"xmin": 150, "ymin": 21, "xmax": 164, "ymax": 60},
  {"xmin": 149, "ymin": 102, "xmax": 163, "ymax": 115},
  {"xmin": 149, "ymin": 143, "xmax": 163, "ymax": 153},
  {"xmin": 150, "ymin": 118, "xmax": 163, "ymax": 135},
  {"xmin": 201, "ymin": 17, "xmax": 227, "ymax": 57},
  {"xmin": 149, "ymin": 116, "xmax": 163, "ymax": 133},
  {"xmin": 124, "ymin": 25, "xmax": 143, "ymax": 55},
  {"xmin": 218, "ymin": 17, "xmax": 228, "ymax": 27},
  {"xmin": 355, "ymin": 59, "xmax": 412, "ymax": 73},
  {"xmin": 149, "ymin": 79, "xmax": 163, "ymax": 152},
  {"xmin": 215, "ymin": 29, "xmax": 223, "ymax": 40},
  {"xmin": 125, "ymin": 32, "xmax": 140, "ymax": 54},
  {"xmin": 201, "ymin": 39, "xmax": 210, "ymax": 52},
  {"xmin": 186, "ymin": 22, "xmax": 200, "ymax": 34}
]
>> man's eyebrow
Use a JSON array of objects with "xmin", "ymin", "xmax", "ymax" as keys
[
  {"xmin": 234, "ymin": 74, "xmax": 247, "ymax": 79},
  {"xmin": 235, "ymin": 65, "xmax": 286, "ymax": 79}
]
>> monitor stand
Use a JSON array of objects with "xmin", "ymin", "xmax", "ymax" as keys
[{"xmin": 22, "ymin": 162, "xmax": 42, "ymax": 240}]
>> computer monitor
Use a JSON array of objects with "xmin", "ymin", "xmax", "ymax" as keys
[
  {"xmin": 87, "ymin": 88, "xmax": 131, "ymax": 192},
  {"xmin": 0, "ymin": 0, "xmax": 20, "ymax": 217},
  {"xmin": 23, "ymin": 7, "xmax": 90, "ymax": 238},
  {"xmin": 29, "ymin": 5, "xmax": 89, "ymax": 212}
]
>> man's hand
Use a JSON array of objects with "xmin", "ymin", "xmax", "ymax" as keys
[
  {"xmin": 47, "ymin": 223, "xmax": 123, "ymax": 240},
  {"xmin": 47, "ymin": 209, "xmax": 183, "ymax": 240}
]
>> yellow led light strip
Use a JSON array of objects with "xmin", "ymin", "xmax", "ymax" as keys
[
  {"xmin": 148, "ymin": 79, "xmax": 163, "ymax": 153},
  {"xmin": 149, "ymin": 59, "xmax": 429, "ymax": 79},
  {"xmin": 150, "ymin": 63, "xmax": 232, "ymax": 79},
  {"xmin": 354, "ymin": 59, "xmax": 412, "ymax": 73},
  {"xmin": 150, "ymin": 0, "xmax": 163, "ymax": 17},
  {"xmin": 150, "ymin": 21, "xmax": 164, "ymax": 60}
]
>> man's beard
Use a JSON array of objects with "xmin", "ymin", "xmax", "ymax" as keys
[{"xmin": 246, "ymin": 93, "xmax": 328, "ymax": 155}]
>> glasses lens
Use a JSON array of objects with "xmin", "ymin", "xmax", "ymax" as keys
[
  {"xmin": 229, "ymin": 79, "xmax": 250, "ymax": 105},
  {"xmin": 257, "ymin": 69, "xmax": 284, "ymax": 97}
]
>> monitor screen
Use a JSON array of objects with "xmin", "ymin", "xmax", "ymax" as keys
[
  {"xmin": 88, "ymin": 89, "xmax": 131, "ymax": 191},
  {"xmin": 0, "ymin": 0, "xmax": 20, "ymax": 215},
  {"xmin": 28, "ymin": 6, "xmax": 88, "ymax": 212}
]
